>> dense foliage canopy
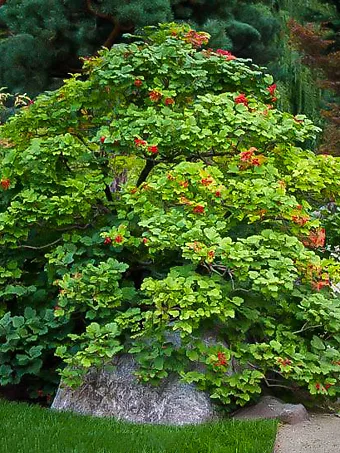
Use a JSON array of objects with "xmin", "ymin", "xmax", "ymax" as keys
[{"xmin": 1, "ymin": 23, "xmax": 340, "ymax": 408}]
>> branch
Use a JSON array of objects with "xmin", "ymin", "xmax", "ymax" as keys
[
  {"xmin": 72, "ymin": 134, "xmax": 98, "ymax": 156},
  {"xmin": 86, "ymin": 0, "xmax": 130, "ymax": 50},
  {"xmin": 247, "ymin": 362, "xmax": 294, "ymax": 390},
  {"xmin": 293, "ymin": 323, "xmax": 322, "ymax": 335},
  {"xmin": 187, "ymin": 150, "xmax": 231, "ymax": 162},
  {"xmin": 20, "ymin": 238, "xmax": 63, "ymax": 250},
  {"xmin": 86, "ymin": 0, "xmax": 115, "ymax": 22},
  {"xmin": 263, "ymin": 376, "xmax": 294, "ymax": 390},
  {"xmin": 103, "ymin": 23, "xmax": 122, "ymax": 49},
  {"xmin": 232, "ymin": 287, "xmax": 252, "ymax": 293},
  {"xmin": 204, "ymin": 263, "xmax": 235, "ymax": 288},
  {"xmin": 59, "ymin": 152, "xmax": 72, "ymax": 173},
  {"xmin": 137, "ymin": 159, "xmax": 156, "ymax": 187},
  {"xmin": 54, "ymin": 212, "xmax": 103, "ymax": 232},
  {"xmin": 55, "ymin": 222, "xmax": 93, "ymax": 232},
  {"xmin": 105, "ymin": 184, "xmax": 113, "ymax": 202}
]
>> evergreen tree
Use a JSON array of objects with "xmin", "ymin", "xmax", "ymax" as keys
[
  {"xmin": 0, "ymin": 0, "xmax": 280, "ymax": 96},
  {"xmin": 288, "ymin": 1, "xmax": 340, "ymax": 154},
  {"xmin": 265, "ymin": 0, "xmax": 339, "ymax": 147}
]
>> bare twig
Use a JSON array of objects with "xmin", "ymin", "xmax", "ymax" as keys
[
  {"xmin": 55, "ymin": 222, "xmax": 93, "ymax": 232},
  {"xmin": 232, "ymin": 287, "xmax": 252, "ymax": 293},
  {"xmin": 263, "ymin": 377, "xmax": 293, "ymax": 390},
  {"xmin": 20, "ymin": 238, "xmax": 63, "ymax": 250},
  {"xmin": 293, "ymin": 324, "xmax": 322, "ymax": 335},
  {"xmin": 247, "ymin": 362, "xmax": 294, "ymax": 390}
]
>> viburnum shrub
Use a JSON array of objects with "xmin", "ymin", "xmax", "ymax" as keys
[{"xmin": 1, "ymin": 23, "xmax": 340, "ymax": 408}]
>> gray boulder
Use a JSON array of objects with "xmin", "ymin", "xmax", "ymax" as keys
[
  {"xmin": 233, "ymin": 396, "xmax": 309, "ymax": 425},
  {"xmin": 52, "ymin": 355, "xmax": 219, "ymax": 425}
]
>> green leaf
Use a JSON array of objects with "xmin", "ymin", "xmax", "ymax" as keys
[
  {"xmin": 28, "ymin": 346, "xmax": 43, "ymax": 358},
  {"xmin": 311, "ymin": 336, "xmax": 325, "ymax": 350},
  {"xmin": 186, "ymin": 349, "xmax": 199, "ymax": 361},
  {"xmin": 12, "ymin": 316, "xmax": 24, "ymax": 328},
  {"xmin": 153, "ymin": 356, "xmax": 164, "ymax": 370}
]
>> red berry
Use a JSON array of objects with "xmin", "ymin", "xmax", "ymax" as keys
[
  {"xmin": 267, "ymin": 84, "xmax": 277, "ymax": 96},
  {"xmin": 201, "ymin": 178, "xmax": 213, "ymax": 186},
  {"xmin": 208, "ymin": 250, "xmax": 215, "ymax": 259},
  {"xmin": 134, "ymin": 138, "xmax": 147, "ymax": 147},
  {"xmin": 114, "ymin": 235, "xmax": 123, "ymax": 244},
  {"xmin": 134, "ymin": 79, "xmax": 143, "ymax": 87},
  {"xmin": 149, "ymin": 90, "xmax": 162, "ymax": 102},
  {"xmin": 100, "ymin": 136, "xmax": 106, "ymax": 144},
  {"xmin": 251, "ymin": 157, "xmax": 261, "ymax": 167},
  {"xmin": 282, "ymin": 359, "xmax": 292, "ymax": 366},
  {"xmin": 147, "ymin": 145, "xmax": 158, "ymax": 154},
  {"xmin": 240, "ymin": 149, "xmax": 256, "ymax": 161},
  {"xmin": 291, "ymin": 215, "xmax": 309, "ymax": 226},
  {"xmin": 234, "ymin": 93, "xmax": 249, "ymax": 107},
  {"xmin": 104, "ymin": 237, "xmax": 112, "ymax": 245},
  {"xmin": 1, "ymin": 178, "xmax": 10, "ymax": 190},
  {"xmin": 142, "ymin": 238, "xmax": 148, "ymax": 244},
  {"xmin": 216, "ymin": 351, "xmax": 227, "ymax": 366},
  {"xmin": 215, "ymin": 191, "xmax": 221, "ymax": 198},
  {"xmin": 193, "ymin": 205, "xmax": 205, "ymax": 214},
  {"xmin": 165, "ymin": 97, "xmax": 175, "ymax": 105},
  {"xmin": 215, "ymin": 49, "xmax": 236, "ymax": 61}
]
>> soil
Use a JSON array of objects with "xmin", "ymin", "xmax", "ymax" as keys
[{"xmin": 274, "ymin": 414, "xmax": 340, "ymax": 453}]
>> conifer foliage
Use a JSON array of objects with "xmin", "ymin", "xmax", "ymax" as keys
[
  {"xmin": 0, "ymin": 0, "xmax": 280, "ymax": 95},
  {"xmin": 289, "ymin": 4, "xmax": 340, "ymax": 155}
]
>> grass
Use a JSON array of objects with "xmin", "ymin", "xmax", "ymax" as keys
[{"xmin": 0, "ymin": 399, "xmax": 277, "ymax": 453}]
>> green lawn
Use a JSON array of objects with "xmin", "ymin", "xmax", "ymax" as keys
[{"xmin": 0, "ymin": 399, "xmax": 277, "ymax": 453}]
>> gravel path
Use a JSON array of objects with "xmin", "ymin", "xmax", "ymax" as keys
[{"xmin": 274, "ymin": 414, "xmax": 340, "ymax": 453}]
